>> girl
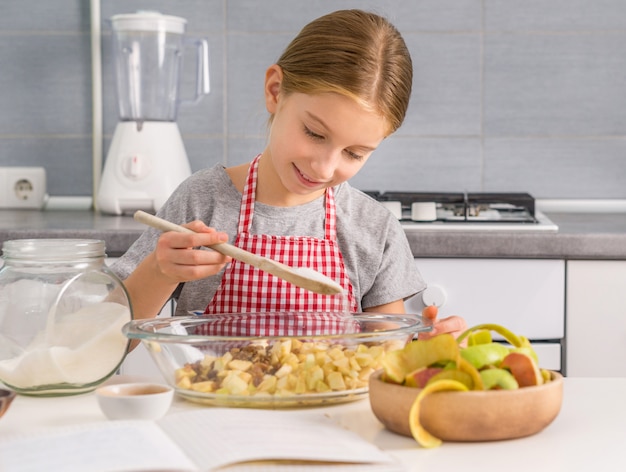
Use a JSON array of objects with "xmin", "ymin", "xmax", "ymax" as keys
[{"xmin": 111, "ymin": 9, "xmax": 465, "ymax": 338}]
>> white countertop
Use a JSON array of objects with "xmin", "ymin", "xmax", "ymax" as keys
[{"xmin": 1, "ymin": 376, "xmax": 624, "ymax": 471}]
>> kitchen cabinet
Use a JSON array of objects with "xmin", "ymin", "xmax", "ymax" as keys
[
  {"xmin": 566, "ymin": 260, "xmax": 626, "ymax": 377},
  {"xmin": 405, "ymin": 258, "xmax": 565, "ymax": 372}
]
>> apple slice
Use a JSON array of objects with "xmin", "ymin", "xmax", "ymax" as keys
[
  {"xmin": 500, "ymin": 351, "xmax": 543, "ymax": 387},
  {"xmin": 480, "ymin": 367, "xmax": 519, "ymax": 390},
  {"xmin": 467, "ymin": 329, "xmax": 492, "ymax": 346},
  {"xmin": 426, "ymin": 368, "xmax": 474, "ymax": 389},
  {"xmin": 405, "ymin": 367, "xmax": 444, "ymax": 388},
  {"xmin": 460, "ymin": 342, "xmax": 510, "ymax": 370},
  {"xmin": 381, "ymin": 334, "xmax": 460, "ymax": 384}
]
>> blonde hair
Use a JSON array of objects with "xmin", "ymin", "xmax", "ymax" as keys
[{"xmin": 275, "ymin": 9, "xmax": 413, "ymax": 135}]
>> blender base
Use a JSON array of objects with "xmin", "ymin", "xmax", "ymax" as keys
[{"xmin": 97, "ymin": 121, "xmax": 192, "ymax": 215}]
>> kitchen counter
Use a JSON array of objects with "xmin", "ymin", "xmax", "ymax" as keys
[
  {"xmin": 0, "ymin": 209, "xmax": 625, "ymax": 259},
  {"xmin": 407, "ymin": 212, "xmax": 626, "ymax": 259},
  {"xmin": 0, "ymin": 210, "xmax": 142, "ymax": 257},
  {"xmin": 0, "ymin": 376, "xmax": 624, "ymax": 471}
]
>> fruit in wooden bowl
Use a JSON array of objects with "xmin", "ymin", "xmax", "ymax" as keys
[
  {"xmin": 369, "ymin": 369, "xmax": 563, "ymax": 442},
  {"xmin": 368, "ymin": 322, "xmax": 563, "ymax": 447}
]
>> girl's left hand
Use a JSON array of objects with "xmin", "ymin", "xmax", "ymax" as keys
[{"xmin": 418, "ymin": 305, "xmax": 467, "ymax": 341}]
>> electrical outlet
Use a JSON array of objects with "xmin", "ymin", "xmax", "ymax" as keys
[{"xmin": 0, "ymin": 167, "xmax": 47, "ymax": 209}]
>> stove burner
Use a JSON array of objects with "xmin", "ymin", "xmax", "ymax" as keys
[{"xmin": 365, "ymin": 192, "xmax": 541, "ymax": 225}]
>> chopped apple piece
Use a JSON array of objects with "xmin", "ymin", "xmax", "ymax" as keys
[
  {"xmin": 228, "ymin": 359, "xmax": 252, "ymax": 371},
  {"xmin": 404, "ymin": 367, "xmax": 444, "ymax": 388},
  {"xmin": 460, "ymin": 342, "xmax": 511, "ymax": 370},
  {"xmin": 327, "ymin": 371, "xmax": 347, "ymax": 390},
  {"xmin": 480, "ymin": 367, "xmax": 519, "ymax": 390},
  {"xmin": 381, "ymin": 334, "xmax": 460, "ymax": 384},
  {"xmin": 500, "ymin": 351, "xmax": 543, "ymax": 387}
]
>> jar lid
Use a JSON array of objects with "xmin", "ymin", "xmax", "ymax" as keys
[
  {"xmin": 1, "ymin": 239, "xmax": 106, "ymax": 261},
  {"xmin": 111, "ymin": 11, "xmax": 186, "ymax": 35}
]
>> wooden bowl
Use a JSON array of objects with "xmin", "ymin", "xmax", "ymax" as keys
[{"xmin": 368, "ymin": 369, "xmax": 563, "ymax": 441}]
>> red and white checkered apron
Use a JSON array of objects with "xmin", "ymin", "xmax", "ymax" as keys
[{"xmin": 205, "ymin": 154, "xmax": 357, "ymax": 319}]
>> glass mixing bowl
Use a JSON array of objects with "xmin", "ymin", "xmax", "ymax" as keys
[{"xmin": 123, "ymin": 312, "xmax": 432, "ymax": 407}]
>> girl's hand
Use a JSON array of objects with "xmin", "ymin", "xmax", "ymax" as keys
[
  {"xmin": 153, "ymin": 220, "xmax": 232, "ymax": 283},
  {"xmin": 418, "ymin": 305, "xmax": 467, "ymax": 341}
]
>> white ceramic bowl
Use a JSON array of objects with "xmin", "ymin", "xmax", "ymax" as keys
[{"xmin": 95, "ymin": 383, "xmax": 174, "ymax": 420}]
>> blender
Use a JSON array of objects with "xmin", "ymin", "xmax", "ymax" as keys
[{"xmin": 97, "ymin": 11, "xmax": 209, "ymax": 215}]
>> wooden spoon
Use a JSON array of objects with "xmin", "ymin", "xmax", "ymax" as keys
[{"xmin": 133, "ymin": 210, "xmax": 343, "ymax": 296}]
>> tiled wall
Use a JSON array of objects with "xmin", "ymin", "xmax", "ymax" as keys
[{"xmin": 1, "ymin": 0, "xmax": 625, "ymax": 200}]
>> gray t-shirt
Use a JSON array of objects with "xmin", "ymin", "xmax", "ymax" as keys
[{"xmin": 110, "ymin": 165, "xmax": 425, "ymax": 315}]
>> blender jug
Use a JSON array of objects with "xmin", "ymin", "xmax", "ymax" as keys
[
  {"xmin": 111, "ymin": 11, "xmax": 209, "ymax": 122},
  {"xmin": 97, "ymin": 11, "xmax": 209, "ymax": 215}
]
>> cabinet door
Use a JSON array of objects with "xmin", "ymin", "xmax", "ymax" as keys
[
  {"xmin": 406, "ymin": 258, "xmax": 565, "ymax": 340},
  {"xmin": 566, "ymin": 260, "xmax": 626, "ymax": 377}
]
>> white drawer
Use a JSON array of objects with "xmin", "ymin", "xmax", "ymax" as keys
[
  {"xmin": 406, "ymin": 258, "xmax": 565, "ymax": 340},
  {"xmin": 530, "ymin": 342, "xmax": 562, "ymax": 372}
]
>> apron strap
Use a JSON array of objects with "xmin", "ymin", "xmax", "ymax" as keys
[
  {"xmin": 237, "ymin": 155, "xmax": 260, "ymax": 234},
  {"xmin": 324, "ymin": 186, "xmax": 337, "ymax": 241}
]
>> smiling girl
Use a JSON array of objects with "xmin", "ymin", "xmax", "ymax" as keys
[{"xmin": 112, "ymin": 9, "xmax": 466, "ymax": 338}]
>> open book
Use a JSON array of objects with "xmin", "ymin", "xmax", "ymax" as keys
[{"xmin": 0, "ymin": 408, "xmax": 404, "ymax": 472}]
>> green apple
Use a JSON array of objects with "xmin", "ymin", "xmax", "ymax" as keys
[
  {"xmin": 480, "ymin": 368, "xmax": 519, "ymax": 390},
  {"xmin": 460, "ymin": 342, "xmax": 511, "ymax": 369}
]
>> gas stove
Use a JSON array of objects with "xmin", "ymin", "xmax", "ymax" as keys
[{"xmin": 365, "ymin": 191, "xmax": 558, "ymax": 232}]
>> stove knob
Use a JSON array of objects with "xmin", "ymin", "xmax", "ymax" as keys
[
  {"xmin": 381, "ymin": 201, "xmax": 402, "ymax": 220},
  {"xmin": 422, "ymin": 285, "xmax": 447, "ymax": 308},
  {"xmin": 411, "ymin": 202, "xmax": 437, "ymax": 222}
]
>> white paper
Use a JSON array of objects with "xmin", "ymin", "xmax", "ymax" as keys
[
  {"xmin": 158, "ymin": 408, "xmax": 395, "ymax": 469},
  {"xmin": 0, "ymin": 421, "xmax": 195, "ymax": 472},
  {"xmin": 0, "ymin": 408, "xmax": 399, "ymax": 472}
]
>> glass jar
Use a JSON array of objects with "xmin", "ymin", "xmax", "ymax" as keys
[{"xmin": 0, "ymin": 239, "xmax": 132, "ymax": 396}]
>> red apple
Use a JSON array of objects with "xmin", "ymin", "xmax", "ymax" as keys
[
  {"xmin": 405, "ymin": 367, "xmax": 444, "ymax": 388},
  {"xmin": 500, "ymin": 351, "xmax": 543, "ymax": 387}
]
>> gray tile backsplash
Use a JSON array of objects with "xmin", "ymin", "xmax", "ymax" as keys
[
  {"xmin": 0, "ymin": 35, "xmax": 92, "ymax": 135},
  {"xmin": 401, "ymin": 32, "xmax": 482, "ymax": 137},
  {"xmin": 484, "ymin": 33, "xmax": 626, "ymax": 136},
  {"xmin": 0, "ymin": 0, "xmax": 624, "ymax": 200}
]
